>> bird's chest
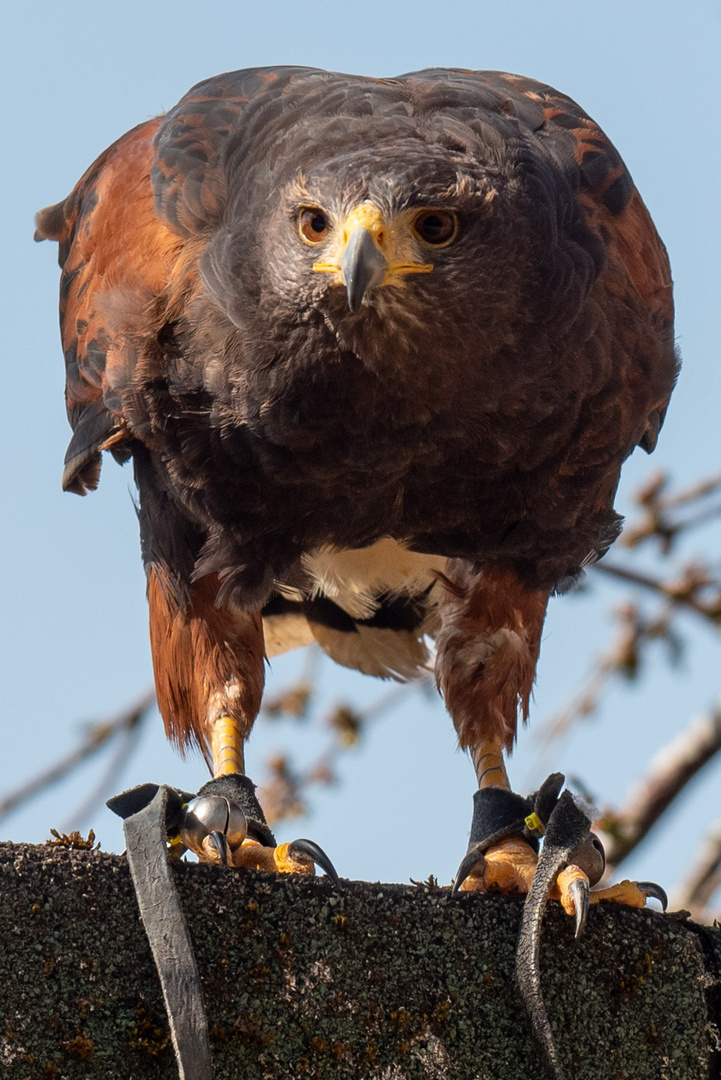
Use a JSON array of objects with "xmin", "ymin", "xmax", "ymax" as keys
[
  {"xmin": 230, "ymin": 393, "xmax": 532, "ymax": 558},
  {"xmin": 234, "ymin": 357, "xmax": 447, "ymax": 503},
  {"xmin": 182, "ymin": 328, "xmax": 608, "ymax": 575},
  {"xmin": 239, "ymin": 346, "xmax": 535, "ymax": 498}
]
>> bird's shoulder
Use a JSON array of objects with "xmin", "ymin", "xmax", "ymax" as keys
[{"xmin": 35, "ymin": 116, "xmax": 183, "ymax": 492}]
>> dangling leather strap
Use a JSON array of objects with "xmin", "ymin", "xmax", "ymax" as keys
[{"xmin": 122, "ymin": 785, "xmax": 213, "ymax": 1080}]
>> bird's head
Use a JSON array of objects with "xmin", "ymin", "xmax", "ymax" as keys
[
  {"xmin": 274, "ymin": 146, "xmax": 506, "ymax": 327},
  {"xmin": 209, "ymin": 133, "xmax": 497, "ymax": 290},
  {"xmin": 199, "ymin": 119, "xmax": 590, "ymax": 390}
]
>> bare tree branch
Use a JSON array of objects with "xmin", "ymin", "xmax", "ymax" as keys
[
  {"xmin": 62, "ymin": 701, "xmax": 148, "ymax": 831},
  {"xmin": 620, "ymin": 469, "xmax": 721, "ymax": 551},
  {"xmin": 649, "ymin": 470, "xmax": 721, "ymax": 512},
  {"xmin": 673, "ymin": 820, "xmax": 721, "ymax": 918},
  {"xmin": 598, "ymin": 702, "xmax": 721, "ymax": 874},
  {"xmin": 594, "ymin": 561, "xmax": 721, "ymax": 624},
  {"xmin": 534, "ymin": 602, "xmax": 682, "ymax": 753},
  {"xmin": 0, "ymin": 690, "xmax": 155, "ymax": 826}
]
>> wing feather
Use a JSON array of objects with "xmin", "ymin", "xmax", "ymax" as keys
[{"xmin": 36, "ymin": 118, "xmax": 182, "ymax": 492}]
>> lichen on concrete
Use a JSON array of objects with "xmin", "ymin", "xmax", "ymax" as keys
[{"xmin": 0, "ymin": 842, "xmax": 717, "ymax": 1079}]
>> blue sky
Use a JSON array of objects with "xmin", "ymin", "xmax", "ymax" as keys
[{"xmin": 2, "ymin": 0, "xmax": 720, "ymax": 899}]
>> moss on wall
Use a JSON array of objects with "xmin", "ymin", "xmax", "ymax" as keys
[{"xmin": 1, "ymin": 843, "xmax": 718, "ymax": 1079}]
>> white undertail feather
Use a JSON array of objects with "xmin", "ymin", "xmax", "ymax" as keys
[
  {"xmin": 263, "ymin": 538, "xmax": 445, "ymax": 678},
  {"xmin": 308, "ymin": 623, "xmax": 431, "ymax": 680},
  {"xmin": 301, "ymin": 538, "xmax": 446, "ymax": 619},
  {"xmin": 263, "ymin": 613, "xmax": 315, "ymax": 658}
]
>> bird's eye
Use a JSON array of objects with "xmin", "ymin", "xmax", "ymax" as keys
[
  {"xmin": 299, "ymin": 208, "xmax": 330, "ymax": 244},
  {"xmin": 413, "ymin": 209, "xmax": 458, "ymax": 246}
]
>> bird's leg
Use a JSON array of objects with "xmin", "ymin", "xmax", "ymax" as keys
[
  {"xmin": 437, "ymin": 557, "xmax": 618, "ymax": 913},
  {"xmin": 455, "ymin": 738, "xmax": 539, "ymax": 894},
  {"xmin": 438, "ymin": 560, "xmax": 665, "ymax": 913},
  {"xmin": 435, "ymin": 559, "xmax": 548, "ymax": 894},
  {"xmin": 147, "ymin": 567, "xmax": 338, "ymax": 881}
]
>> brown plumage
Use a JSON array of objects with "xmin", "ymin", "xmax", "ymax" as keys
[{"xmin": 37, "ymin": 65, "xmax": 676, "ymax": 783}]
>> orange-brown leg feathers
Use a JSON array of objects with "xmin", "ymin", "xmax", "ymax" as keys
[
  {"xmin": 147, "ymin": 568, "xmax": 264, "ymax": 762},
  {"xmin": 148, "ymin": 567, "xmax": 338, "ymax": 880},
  {"xmin": 436, "ymin": 560, "xmax": 548, "ymax": 893},
  {"xmin": 435, "ymin": 558, "xmax": 548, "ymax": 753},
  {"xmin": 438, "ymin": 561, "xmax": 666, "ymax": 915}
]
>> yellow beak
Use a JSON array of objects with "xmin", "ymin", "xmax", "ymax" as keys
[{"xmin": 313, "ymin": 203, "xmax": 432, "ymax": 309}]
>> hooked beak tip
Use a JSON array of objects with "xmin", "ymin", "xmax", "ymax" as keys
[{"xmin": 340, "ymin": 227, "xmax": 388, "ymax": 310}]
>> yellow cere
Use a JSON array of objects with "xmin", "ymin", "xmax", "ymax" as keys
[{"xmin": 313, "ymin": 201, "xmax": 434, "ymax": 285}]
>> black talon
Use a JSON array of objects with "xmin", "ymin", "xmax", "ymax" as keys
[
  {"xmin": 637, "ymin": 881, "xmax": 668, "ymax": 910},
  {"xmin": 452, "ymin": 846, "xmax": 486, "ymax": 895},
  {"xmin": 569, "ymin": 875, "xmax": 590, "ymax": 939},
  {"xmin": 288, "ymin": 839, "xmax": 340, "ymax": 885},
  {"xmin": 207, "ymin": 830, "xmax": 229, "ymax": 865}
]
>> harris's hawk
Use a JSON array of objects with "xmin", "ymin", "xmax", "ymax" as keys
[{"xmin": 37, "ymin": 64, "xmax": 675, "ymax": 937}]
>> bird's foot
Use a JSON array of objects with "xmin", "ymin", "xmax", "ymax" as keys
[
  {"xmin": 452, "ymin": 775, "xmax": 666, "ymax": 928},
  {"xmin": 108, "ymin": 774, "xmax": 339, "ymax": 883},
  {"xmin": 452, "ymin": 772, "xmax": 564, "ymax": 896},
  {"xmin": 455, "ymin": 833, "xmax": 609, "ymax": 938},
  {"xmin": 178, "ymin": 774, "xmax": 339, "ymax": 882},
  {"xmin": 455, "ymin": 835, "xmax": 538, "ymax": 894}
]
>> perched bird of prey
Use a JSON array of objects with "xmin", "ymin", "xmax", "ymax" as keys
[{"xmin": 37, "ymin": 67, "xmax": 676, "ymax": 919}]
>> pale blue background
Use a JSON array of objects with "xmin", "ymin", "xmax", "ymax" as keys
[{"xmin": 2, "ymin": 0, "xmax": 719, "ymax": 902}]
